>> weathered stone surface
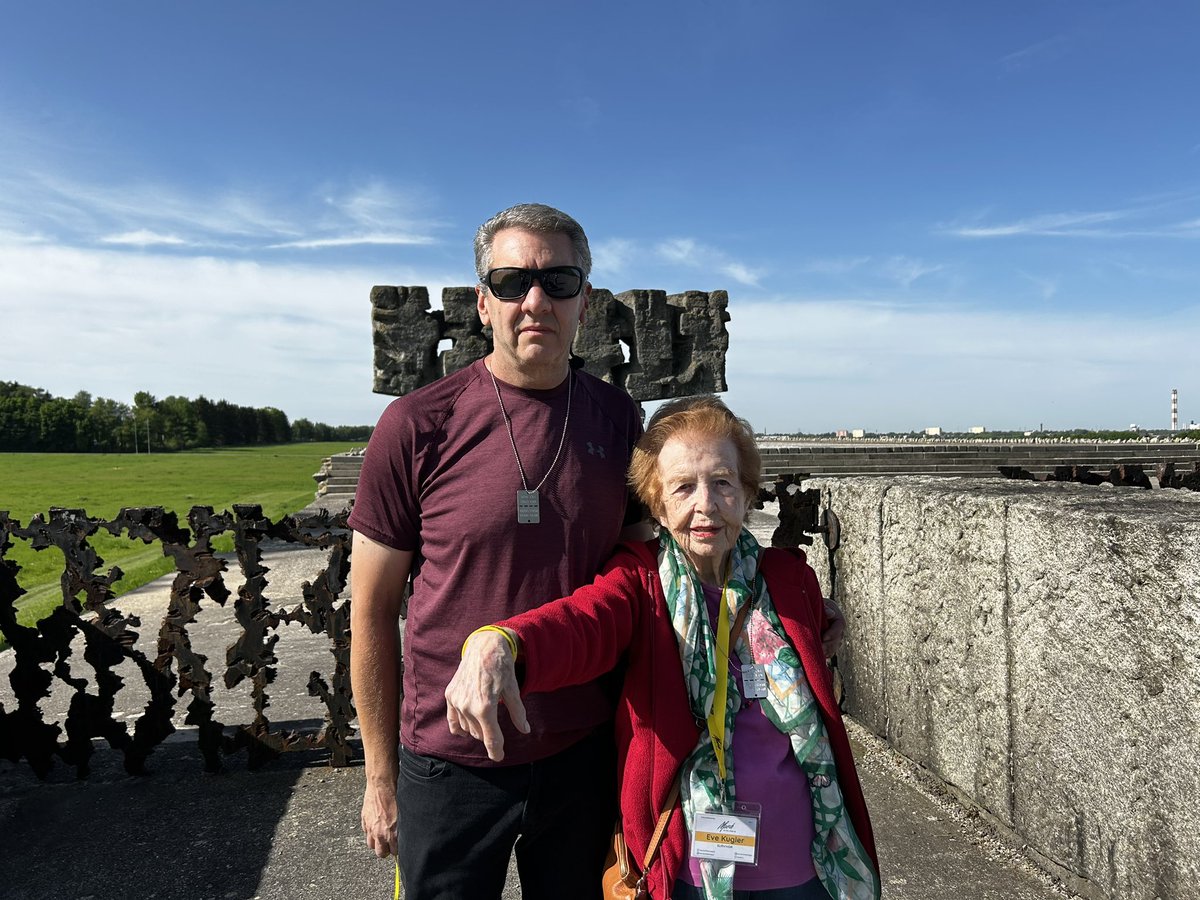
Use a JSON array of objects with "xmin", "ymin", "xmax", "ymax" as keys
[
  {"xmin": 803, "ymin": 476, "xmax": 1200, "ymax": 900},
  {"xmin": 802, "ymin": 479, "xmax": 892, "ymax": 738},
  {"xmin": 876, "ymin": 481, "xmax": 1012, "ymax": 823},
  {"xmin": 370, "ymin": 286, "xmax": 441, "ymax": 396},
  {"xmin": 369, "ymin": 285, "xmax": 729, "ymax": 401},
  {"xmin": 440, "ymin": 287, "xmax": 491, "ymax": 376},
  {"xmin": 618, "ymin": 289, "xmax": 729, "ymax": 400},
  {"xmin": 574, "ymin": 289, "xmax": 633, "ymax": 385},
  {"xmin": 1004, "ymin": 488, "xmax": 1200, "ymax": 899}
]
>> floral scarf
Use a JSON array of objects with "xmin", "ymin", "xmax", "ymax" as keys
[{"xmin": 658, "ymin": 528, "xmax": 881, "ymax": 900}]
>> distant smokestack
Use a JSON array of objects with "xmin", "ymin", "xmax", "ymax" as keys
[{"xmin": 1172, "ymin": 388, "xmax": 1178, "ymax": 431}]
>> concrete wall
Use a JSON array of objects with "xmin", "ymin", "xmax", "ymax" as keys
[{"xmin": 802, "ymin": 477, "xmax": 1200, "ymax": 900}]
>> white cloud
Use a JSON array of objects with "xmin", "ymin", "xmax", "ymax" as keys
[
  {"xmin": 942, "ymin": 199, "xmax": 1200, "ymax": 241},
  {"xmin": 797, "ymin": 256, "xmax": 871, "ymax": 276},
  {"xmin": 656, "ymin": 238, "xmax": 699, "ymax": 264},
  {"xmin": 0, "ymin": 169, "xmax": 442, "ymax": 253},
  {"xmin": 319, "ymin": 182, "xmax": 440, "ymax": 233},
  {"xmin": 588, "ymin": 236, "xmax": 762, "ymax": 286},
  {"xmin": 3, "ymin": 171, "xmax": 294, "ymax": 241},
  {"xmin": 1018, "ymin": 270, "xmax": 1059, "ymax": 300},
  {"xmin": 268, "ymin": 233, "xmax": 437, "ymax": 250},
  {"xmin": 101, "ymin": 230, "xmax": 189, "ymax": 247},
  {"xmin": 720, "ymin": 296, "xmax": 1200, "ymax": 433},
  {"xmin": 1000, "ymin": 35, "xmax": 1072, "ymax": 72},
  {"xmin": 654, "ymin": 237, "xmax": 763, "ymax": 286},
  {"xmin": 591, "ymin": 238, "xmax": 637, "ymax": 277},
  {"xmin": 0, "ymin": 239, "xmax": 452, "ymax": 426},
  {"xmin": 719, "ymin": 263, "xmax": 762, "ymax": 287},
  {"xmin": 945, "ymin": 210, "xmax": 1125, "ymax": 238},
  {"xmin": 883, "ymin": 256, "xmax": 944, "ymax": 288},
  {"xmin": 5, "ymin": 235, "xmax": 1198, "ymax": 436}
]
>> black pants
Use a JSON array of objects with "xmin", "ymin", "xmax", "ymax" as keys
[{"xmin": 396, "ymin": 728, "xmax": 617, "ymax": 900}]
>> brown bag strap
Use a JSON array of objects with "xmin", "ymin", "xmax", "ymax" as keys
[{"xmin": 639, "ymin": 778, "xmax": 680, "ymax": 873}]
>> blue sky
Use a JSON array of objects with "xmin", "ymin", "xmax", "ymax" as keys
[{"xmin": 2, "ymin": 1, "xmax": 1198, "ymax": 433}]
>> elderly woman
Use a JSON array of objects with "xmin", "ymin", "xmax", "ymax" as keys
[{"xmin": 446, "ymin": 396, "xmax": 880, "ymax": 900}]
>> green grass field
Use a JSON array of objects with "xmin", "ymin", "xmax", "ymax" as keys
[{"xmin": 1, "ymin": 443, "xmax": 361, "ymax": 634}]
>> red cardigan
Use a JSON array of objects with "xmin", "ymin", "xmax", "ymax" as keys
[{"xmin": 501, "ymin": 539, "xmax": 879, "ymax": 899}]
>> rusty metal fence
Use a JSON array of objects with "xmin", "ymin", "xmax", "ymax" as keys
[
  {"xmin": 0, "ymin": 505, "xmax": 354, "ymax": 779},
  {"xmin": 0, "ymin": 481, "xmax": 819, "ymax": 781}
]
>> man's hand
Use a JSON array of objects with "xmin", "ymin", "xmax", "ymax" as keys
[
  {"xmin": 445, "ymin": 629, "xmax": 529, "ymax": 762},
  {"xmin": 822, "ymin": 597, "xmax": 846, "ymax": 658},
  {"xmin": 361, "ymin": 773, "xmax": 399, "ymax": 858},
  {"xmin": 349, "ymin": 531, "xmax": 411, "ymax": 857}
]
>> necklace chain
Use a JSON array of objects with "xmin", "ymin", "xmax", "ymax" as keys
[{"xmin": 487, "ymin": 365, "xmax": 574, "ymax": 493}]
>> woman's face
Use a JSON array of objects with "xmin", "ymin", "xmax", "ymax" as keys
[{"xmin": 656, "ymin": 432, "xmax": 749, "ymax": 585}]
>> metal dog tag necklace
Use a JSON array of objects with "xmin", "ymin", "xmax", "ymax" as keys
[{"xmin": 488, "ymin": 364, "xmax": 574, "ymax": 524}]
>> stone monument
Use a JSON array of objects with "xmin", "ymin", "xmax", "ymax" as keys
[{"xmin": 370, "ymin": 285, "xmax": 729, "ymax": 400}]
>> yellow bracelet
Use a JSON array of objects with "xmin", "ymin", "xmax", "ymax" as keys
[{"xmin": 462, "ymin": 625, "xmax": 518, "ymax": 660}]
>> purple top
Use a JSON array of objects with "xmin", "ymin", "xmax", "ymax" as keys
[
  {"xmin": 681, "ymin": 583, "xmax": 817, "ymax": 889},
  {"xmin": 348, "ymin": 360, "xmax": 641, "ymax": 766}
]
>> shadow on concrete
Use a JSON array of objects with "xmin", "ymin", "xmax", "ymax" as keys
[{"xmin": 0, "ymin": 735, "xmax": 398, "ymax": 900}]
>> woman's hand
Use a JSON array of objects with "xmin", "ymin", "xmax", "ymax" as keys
[{"xmin": 445, "ymin": 629, "xmax": 530, "ymax": 762}]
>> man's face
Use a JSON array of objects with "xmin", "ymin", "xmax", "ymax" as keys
[{"xmin": 476, "ymin": 227, "xmax": 589, "ymax": 387}]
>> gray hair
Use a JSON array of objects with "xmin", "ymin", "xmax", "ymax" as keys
[{"xmin": 473, "ymin": 203, "xmax": 592, "ymax": 280}]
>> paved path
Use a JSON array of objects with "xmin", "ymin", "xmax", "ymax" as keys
[
  {"xmin": 0, "ymin": 503, "xmax": 1085, "ymax": 899},
  {"xmin": 0, "ymin": 718, "xmax": 1084, "ymax": 900}
]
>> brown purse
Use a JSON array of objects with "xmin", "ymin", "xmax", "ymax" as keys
[
  {"xmin": 602, "ymin": 780, "xmax": 680, "ymax": 900},
  {"xmin": 603, "ymin": 599, "xmax": 753, "ymax": 898}
]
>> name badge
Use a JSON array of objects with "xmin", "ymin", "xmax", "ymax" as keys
[
  {"xmin": 742, "ymin": 663, "xmax": 768, "ymax": 700},
  {"xmin": 691, "ymin": 803, "xmax": 761, "ymax": 864}
]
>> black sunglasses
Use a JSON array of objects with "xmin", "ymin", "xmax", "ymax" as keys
[{"xmin": 483, "ymin": 266, "xmax": 585, "ymax": 301}]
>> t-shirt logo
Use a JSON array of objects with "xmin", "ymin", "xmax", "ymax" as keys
[{"xmin": 586, "ymin": 442, "xmax": 607, "ymax": 459}]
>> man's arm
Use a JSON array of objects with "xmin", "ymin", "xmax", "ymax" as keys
[
  {"xmin": 619, "ymin": 488, "xmax": 655, "ymax": 543},
  {"xmin": 822, "ymin": 597, "xmax": 846, "ymax": 658},
  {"xmin": 619, "ymin": 520, "xmax": 656, "ymax": 542},
  {"xmin": 350, "ymin": 531, "xmax": 413, "ymax": 859}
]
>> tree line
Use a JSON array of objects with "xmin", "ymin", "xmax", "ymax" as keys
[{"xmin": 0, "ymin": 382, "xmax": 373, "ymax": 452}]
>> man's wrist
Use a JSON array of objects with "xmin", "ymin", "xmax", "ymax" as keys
[{"xmin": 365, "ymin": 765, "xmax": 399, "ymax": 786}]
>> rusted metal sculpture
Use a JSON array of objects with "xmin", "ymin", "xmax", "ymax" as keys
[
  {"xmin": 1001, "ymin": 461, "xmax": 1199, "ymax": 490},
  {"xmin": 0, "ymin": 505, "xmax": 352, "ymax": 778},
  {"xmin": 1, "ymin": 480, "xmax": 821, "ymax": 779}
]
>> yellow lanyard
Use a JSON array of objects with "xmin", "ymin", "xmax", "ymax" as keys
[{"xmin": 705, "ymin": 574, "xmax": 734, "ymax": 783}]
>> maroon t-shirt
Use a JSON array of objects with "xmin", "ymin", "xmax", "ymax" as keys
[{"xmin": 348, "ymin": 359, "xmax": 642, "ymax": 766}]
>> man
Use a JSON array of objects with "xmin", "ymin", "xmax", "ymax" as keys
[{"xmin": 348, "ymin": 203, "xmax": 644, "ymax": 899}]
